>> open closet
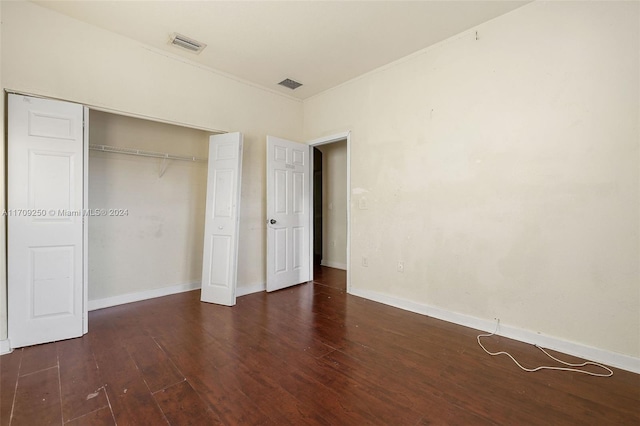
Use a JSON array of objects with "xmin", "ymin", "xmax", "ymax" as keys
[
  {"xmin": 87, "ymin": 110, "xmax": 210, "ymax": 307},
  {"xmin": 7, "ymin": 94, "xmax": 243, "ymax": 348}
]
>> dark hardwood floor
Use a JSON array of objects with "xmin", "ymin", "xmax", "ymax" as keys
[{"xmin": 1, "ymin": 266, "xmax": 638, "ymax": 425}]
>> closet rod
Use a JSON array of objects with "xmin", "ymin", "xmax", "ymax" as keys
[{"xmin": 89, "ymin": 144, "xmax": 207, "ymax": 163}]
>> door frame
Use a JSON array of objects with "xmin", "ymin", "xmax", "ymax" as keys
[
  {"xmin": 83, "ymin": 106, "xmax": 89, "ymax": 334},
  {"xmin": 308, "ymin": 131, "xmax": 351, "ymax": 292}
]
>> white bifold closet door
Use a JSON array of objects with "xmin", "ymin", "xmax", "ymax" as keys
[
  {"xmin": 8, "ymin": 94, "xmax": 85, "ymax": 348},
  {"xmin": 200, "ymin": 133, "xmax": 243, "ymax": 306}
]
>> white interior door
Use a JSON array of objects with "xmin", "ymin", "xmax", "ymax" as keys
[
  {"xmin": 266, "ymin": 136, "xmax": 310, "ymax": 292},
  {"xmin": 200, "ymin": 133, "xmax": 243, "ymax": 306},
  {"xmin": 8, "ymin": 94, "xmax": 85, "ymax": 348}
]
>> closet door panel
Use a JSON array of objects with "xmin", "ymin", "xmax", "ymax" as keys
[
  {"xmin": 8, "ymin": 94, "xmax": 85, "ymax": 348},
  {"xmin": 200, "ymin": 132, "xmax": 243, "ymax": 306}
]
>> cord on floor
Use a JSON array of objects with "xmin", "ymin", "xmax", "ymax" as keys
[{"xmin": 477, "ymin": 320, "xmax": 613, "ymax": 377}]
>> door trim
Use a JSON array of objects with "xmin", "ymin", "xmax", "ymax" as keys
[
  {"xmin": 308, "ymin": 131, "xmax": 351, "ymax": 293},
  {"xmin": 5, "ymin": 89, "xmax": 226, "ymax": 134},
  {"xmin": 83, "ymin": 106, "xmax": 89, "ymax": 334}
]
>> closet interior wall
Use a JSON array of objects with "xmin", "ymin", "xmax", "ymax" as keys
[{"xmin": 88, "ymin": 110, "xmax": 210, "ymax": 304}]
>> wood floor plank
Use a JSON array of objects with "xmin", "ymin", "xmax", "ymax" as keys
[
  {"xmin": 186, "ymin": 363, "xmax": 275, "ymax": 425},
  {"xmin": 157, "ymin": 330, "xmax": 332, "ymax": 424},
  {"xmin": 225, "ymin": 360, "xmax": 333, "ymax": 425},
  {"xmin": 104, "ymin": 377, "xmax": 168, "ymax": 426},
  {"xmin": 11, "ymin": 367, "xmax": 62, "ymax": 426},
  {"xmin": 56, "ymin": 338, "xmax": 108, "ymax": 422},
  {"xmin": 204, "ymin": 322, "xmax": 375, "ymax": 424},
  {"xmin": 123, "ymin": 335, "xmax": 184, "ymax": 393},
  {"xmin": 0, "ymin": 349, "xmax": 23, "ymax": 425},
  {"xmin": 312, "ymin": 265, "xmax": 346, "ymax": 289},
  {"xmin": 153, "ymin": 380, "xmax": 223, "ymax": 426},
  {"xmin": 19, "ymin": 343, "xmax": 58, "ymax": 376},
  {"xmin": 90, "ymin": 339, "xmax": 140, "ymax": 398},
  {"xmin": 417, "ymin": 403, "xmax": 496, "ymax": 426},
  {"xmin": 273, "ymin": 368, "xmax": 374, "ymax": 425},
  {"xmin": 65, "ymin": 407, "xmax": 115, "ymax": 426},
  {"xmin": 88, "ymin": 327, "xmax": 169, "ymax": 425}
]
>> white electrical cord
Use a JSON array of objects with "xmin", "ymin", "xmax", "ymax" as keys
[{"xmin": 477, "ymin": 320, "xmax": 613, "ymax": 377}]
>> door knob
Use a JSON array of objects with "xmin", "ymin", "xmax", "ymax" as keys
[{"xmin": 269, "ymin": 219, "xmax": 277, "ymax": 224}]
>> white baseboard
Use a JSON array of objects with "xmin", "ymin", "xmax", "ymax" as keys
[
  {"xmin": 0, "ymin": 339, "xmax": 12, "ymax": 355},
  {"xmin": 349, "ymin": 287, "xmax": 640, "ymax": 374},
  {"xmin": 89, "ymin": 280, "xmax": 266, "ymax": 311},
  {"xmin": 88, "ymin": 281, "xmax": 201, "ymax": 311},
  {"xmin": 320, "ymin": 260, "xmax": 347, "ymax": 270},
  {"xmin": 237, "ymin": 282, "xmax": 265, "ymax": 297}
]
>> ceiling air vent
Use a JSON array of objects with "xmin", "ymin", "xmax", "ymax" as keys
[
  {"xmin": 169, "ymin": 33, "xmax": 206, "ymax": 54},
  {"xmin": 278, "ymin": 78, "xmax": 303, "ymax": 90}
]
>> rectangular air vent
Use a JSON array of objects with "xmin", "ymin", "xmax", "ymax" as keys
[
  {"xmin": 278, "ymin": 78, "xmax": 303, "ymax": 90},
  {"xmin": 169, "ymin": 33, "xmax": 206, "ymax": 54}
]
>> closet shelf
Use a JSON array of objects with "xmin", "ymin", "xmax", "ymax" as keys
[{"xmin": 89, "ymin": 144, "xmax": 207, "ymax": 163}]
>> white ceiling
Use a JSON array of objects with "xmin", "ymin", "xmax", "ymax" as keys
[{"xmin": 33, "ymin": 0, "xmax": 531, "ymax": 100}]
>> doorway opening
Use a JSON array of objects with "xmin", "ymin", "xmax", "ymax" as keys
[
  {"xmin": 313, "ymin": 147, "xmax": 323, "ymax": 267},
  {"xmin": 309, "ymin": 132, "xmax": 351, "ymax": 292}
]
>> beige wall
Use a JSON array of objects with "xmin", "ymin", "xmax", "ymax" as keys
[
  {"xmin": 0, "ymin": 1, "xmax": 303, "ymax": 340},
  {"xmin": 88, "ymin": 111, "xmax": 209, "ymax": 301},
  {"xmin": 317, "ymin": 140, "xmax": 348, "ymax": 269},
  {"xmin": 304, "ymin": 1, "xmax": 640, "ymax": 359}
]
